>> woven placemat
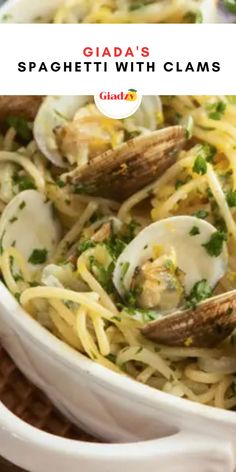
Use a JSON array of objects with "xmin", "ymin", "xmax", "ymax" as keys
[{"xmin": 0, "ymin": 346, "xmax": 100, "ymax": 471}]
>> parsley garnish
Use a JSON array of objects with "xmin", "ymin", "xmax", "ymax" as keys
[
  {"xmin": 189, "ymin": 226, "xmax": 200, "ymax": 236},
  {"xmin": 73, "ymin": 182, "xmax": 95, "ymax": 195},
  {"xmin": 200, "ymin": 143, "xmax": 216, "ymax": 163},
  {"xmin": 28, "ymin": 248, "xmax": 48, "ymax": 265},
  {"xmin": 13, "ymin": 173, "xmax": 36, "ymax": 191},
  {"xmin": 164, "ymin": 259, "xmax": 175, "ymax": 270},
  {"xmin": 125, "ymin": 287, "xmax": 142, "ymax": 308},
  {"xmin": 89, "ymin": 256, "xmax": 115, "ymax": 293},
  {"xmin": 129, "ymin": 0, "xmax": 153, "ymax": 10},
  {"xmin": 184, "ymin": 115, "xmax": 193, "ymax": 139},
  {"xmin": 122, "ymin": 220, "xmax": 140, "ymax": 243},
  {"xmin": 175, "ymin": 176, "xmax": 192, "ymax": 190},
  {"xmin": 105, "ymin": 238, "xmax": 126, "ymax": 259},
  {"xmin": 185, "ymin": 279, "xmax": 212, "ymax": 309},
  {"xmin": 192, "ymin": 155, "xmax": 207, "ymax": 175},
  {"xmin": 124, "ymin": 130, "xmax": 141, "ymax": 141},
  {"xmin": 202, "ymin": 231, "xmax": 227, "ymax": 257},
  {"xmin": 9, "ymin": 216, "xmax": 18, "ymax": 224},
  {"xmin": 56, "ymin": 179, "xmax": 66, "ymax": 188},
  {"xmin": 192, "ymin": 209, "xmax": 208, "ymax": 219},
  {"xmin": 226, "ymin": 307, "xmax": 233, "ymax": 316},
  {"xmin": 224, "ymin": 0, "xmax": 236, "ymax": 13},
  {"xmin": 106, "ymin": 353, "xmax": 116, "ymax": 363},
  {"xmin": 206, "ymin": 101, "xmax": 226, "ymax": 121},
  {"xmin": 226, "ymin": 190, "xmax": 236, "ymax": 208},
  {"xmin": 6, "ymin": 116, "xmax": 32, "ymax": 141},
  {"xmin": 19, "ymin": 201, "xmax": 26, "ymax": 210},
  {"xmin": 77, "ymin": 240, "xmax": 96, "ymax": 254},
  {"xmin": 120, "ymin": 261, "xmax": 130, "ymax": 284}
]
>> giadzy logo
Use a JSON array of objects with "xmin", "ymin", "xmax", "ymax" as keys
[
  {"xmin": 95, "ymin": 89, "xmax": 142, "ymax": 119},
  {"xmin": 99, "ymin": 89, "xmax": 138, "ymax": 102}
]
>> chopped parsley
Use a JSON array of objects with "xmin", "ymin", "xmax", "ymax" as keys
[
  {"xmin": 1, "ymin": 14, "xmax": 13, "ymax": 21},
  {"xmin": 19, "ymin": 201, "xmax": 26, "ymax": 210},
  {"xmin": 77, "ymin": 239, "xmax": 96, "ymax": 254},
  {"xmin": 192, "ymin": 155, "xmax": 207, "ymax": 175},
  {"xmin": 0, "ymin": 230, "xmax": 5, "ymax": 255},
  {"xmin": 124, "ymin": 286, "xmax": 142, "ymax": 308},
  {"xmin": 192, "ymin": 209, "xmax": 208, "ymax": 220},
  {"xmin": 206, "ymin": 101, "xmax": 226, "ymax": 121},
  {"xmin": 56, "ymin": 178, "xmax": 66, "ymax": 188},
  {"xmin": 28, "ymin": 248, "xmax": 48, "ymax": 265},
  {"xmin": 226, "ymin": 190, "xmax": 236, "ymax": 208},
  {"xmin": 183, "ymin": 10, "xmax": 202, "ymax": 22},
  {"xmin": 106, "ymin": 353, "xmax": 116, "ymax": 363},
  {"xmin": 226, "ymin": 307, "xmax": 233, "ymax": 316},
  {"xmin": 108, "ymin": 237, "xmax": 127, "ymax": 258},
  {"xmin": 13, "ymin": 173, "xmax": 36, "ymax": 191},
  {"xmin": 164, "ymin": 259, "xmax": 175, "ymax": 271},
  {"xmin": 183, "ymin": 115, "xmax": 193, "ymax": 139},
  {"xmin": 9, "ymin": 216, "xmax": 18, "ymax": 224},
  {"xmin": 224, "ymin": 0, "xmax": 236, "ymax": 13},
  {"xmin": 135, "ymin": 347, "xmax": 143, "ymax": 355},
  {"xmin": 189, "ymin": 226, "xmax": 200, "ymax": 236},
  {"xmin": 200, "ymin": 143, "xmax": 216, "ymax": 163},
  {"xmin": 89, "ymin": 255, "xmax": 115, "ymax": 293},
  {"xmin": 185, "ymin": 279, "xmax": 212, "ymax": 309},
  {"xmin": 174, "ymin": 112, "xmax": 182, "ymax": 124},
  {"xmin": 6, "ymin": 116, "xmax": 32, "ymax": 141},
  {"xmin": 175, "ymin": 176, "xmax": 192, "ymax": 190},
  {"xmin": 202, "ymin": 231, "xmax": 227, "ymax": 257},
  {"xmin": 72, "ymin": 182, "xmax": 95, "ymax": 195},
  {"xmin": 120, "ymin": 261, "xmax": 130, "ymax": 285},
  {"xmin": 129, "ymin": 0, "xmax": 154, "ymax": 10},
  {"xmin": 124, "ymin": 129, "xmax": 141, "ymax": 141},
  {"xmin": 122, "ymin": 220, "xmax": 140, "ymax": 244},
  {"xmin": 15, "ymin": 293, "xmax": 21, "ymax": 302}
]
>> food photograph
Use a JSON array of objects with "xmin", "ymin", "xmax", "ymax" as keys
[{"xmin": 0, "ymin": 95, "xmax": 235, "ymax": 471}]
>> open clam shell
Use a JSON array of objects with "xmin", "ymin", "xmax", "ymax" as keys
[
  {"xmin": 34, "ymin": 96, "xmax": 91, "ymax": 167},
  {"xmin": 33, "ymin": 95, "xmax": 163, "ymax": 168},
  {"xmin": 142, "ymin": 290, "xmax": 236, "ymax": 348},
  {"xmin": 64, "ymin": 125, "xmax": 186, "ymax": 201},
  {"xmin": 0, "ymin": 190, "xmax": 61, "ymax": 273}
]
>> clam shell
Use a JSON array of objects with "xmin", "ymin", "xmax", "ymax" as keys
[
  {"xmin": 142, "ymin": 290, "xmax": 236, "ymax": 348},
  {"xmin": 33, "ymin": 95, "xmax": 162, "ymax": 168},
  {"xmin": 0, "ymin": 96, "xmax": 43, "ymax": 123},
  {"xmin": 64, "ymin": 125, "xmax": 186, "ymax": 201},
  {"xmin": 34, "ymin": 96, "xmax": 92, "ymax": 167}
]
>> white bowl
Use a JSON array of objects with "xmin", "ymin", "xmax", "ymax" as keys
[
  {"xmin": 0, "ymin": 281, "xmax": 236, "ymax": 471},
  {"xmin": 0, "ymin": 0, "xmax": 235, "ymax": 23}
]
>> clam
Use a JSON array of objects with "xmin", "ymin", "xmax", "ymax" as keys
[
  {"xmin": 0, "ymin": 189, "xmax": 61, "ymax": 273},
  {"xmin": 113, "ymin": 215, "xmax": 233, "ymax": 348},
  {"xmin": 34, "ymin": 95, "xmax": 163, "ymax": 167},
  {"xmin": 34, "ymin": 95, "xmax": 186, "ymax": 200},
  {"xmin": 34, "ymin": 96, "xmax": 91, "ymax": 167},
  {"xmin": 142, "ymin": 290, "xmax": 236, "ymax": 348},
  {"xmin": 63, "ymin": 125, "xmax": 186, "ymax": 201}
]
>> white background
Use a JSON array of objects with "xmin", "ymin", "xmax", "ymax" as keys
[{"xmin": 0, "ymin": 24, "xmax": 235, "ymax": 95}]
